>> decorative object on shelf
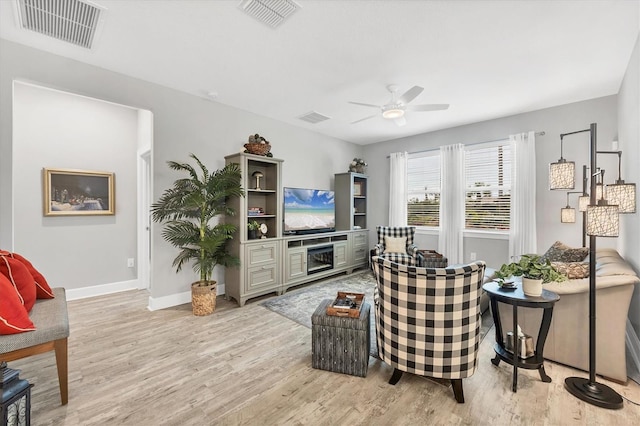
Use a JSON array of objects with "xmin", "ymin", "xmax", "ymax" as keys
[
  {"xmin": 247, "ymin": 220, "xmax": 260, "ymax": 240},
  {"xmin": 353, "ymin": 181, "xmax": 363, "ymax": 196},
  {"xmin": 349, "ymin": 157, "xmax": 367, "ymax": 174},
  {"xmin": 495, "ymin": 254, "xmax": 566, "ymax": 297},
  {"xmin": 151, "ymin": 154, "xmax": 245, "ymax": 316},
  {"xmin": 243, "ymin": 133, "xmax": 273, "ymax": 157},
  {"xmin": 1, "ymin": 362, "xmax": 33, "ymax": 426},
  {"xmin": 43, "ymin": 168, "xmax": 115, "ymax": 216},
  {"xmin": 248, "ymin": 207, "xmax": 264, "ymax": 216},
  {"xmin": 252, "ymin": 170, "xmax": 264, "ymax": 190},
  {"xmin": 259, "ymin": 223, "xmax": 268, "ymax": 239}
]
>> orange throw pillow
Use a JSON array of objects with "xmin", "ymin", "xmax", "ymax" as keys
[
  {"xmin": 0, "ymin": 255, "xmax": 37, "ymax": 312},
  {"xmin": 9, "ymin": 252, "xmax": 55, "ymax": 299},
  {"xmin": 0, "ymin": 274, "xmax": 36, "ymax": 335}
]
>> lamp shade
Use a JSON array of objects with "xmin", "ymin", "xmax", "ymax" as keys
[
  {"xmin": 549, "ymin": 160, "xmax": 575, "ymax": 189},
  {"xmin": 586, "ymin": 204, "xmax": 619, "ymax": 237},
  {"xmin": 578, "ymin": 195, "xmax": 589, "ymax": 212},
  {"xmin": 561, "ymin": 207, "xmax": 576, "ymax": 223},
  {"xmin": 607, "ymin": 182, "xmax": 636, "ymax": 213}
]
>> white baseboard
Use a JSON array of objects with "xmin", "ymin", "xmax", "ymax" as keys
[
  {"xmin": 147, "ymin": 283, "xmax": 226, "ymax": 311},
  {"xmin": 65, "ymin": 279, "xmax": 140, "ymax": 301}
]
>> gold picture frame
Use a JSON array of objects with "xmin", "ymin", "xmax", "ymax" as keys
[
  {"xmin": 43, "ymin": 168, "xmax": 115, "ymax": 216},
  {"xmin": 353, "ymin": 182, "xmax": 364, "ymax": 196}
]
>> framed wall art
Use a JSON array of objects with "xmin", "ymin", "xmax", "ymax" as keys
[{"xmin": 43, "ymin": 168, "xmax": 115, "ymax": 216}]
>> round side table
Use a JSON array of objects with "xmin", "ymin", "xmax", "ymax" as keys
[{"xmin": 483, "ymin": 280, "xmax": 560, "ymax": 392}]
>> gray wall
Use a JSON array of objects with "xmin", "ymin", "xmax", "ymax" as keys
[
  {"xmin": 12, "ymin": 82, "xmax": 138, "ymax": 289},
  {"xmin": 0, "ymin": 39, "xmax": 362, "ymax": 301},
  {"xmin": 364, "ymin": 95, "xmax": 620, "ymax": 268},
  {"xmin": 618, "ymin": 34, "xmax": 640, "ymax": 337}
]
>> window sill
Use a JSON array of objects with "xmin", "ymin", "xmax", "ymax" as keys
[{"xmin": 463, "ymin": 229, "xmax": 509, "ymax": 240}]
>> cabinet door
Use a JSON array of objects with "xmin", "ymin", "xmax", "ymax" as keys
[
  {"xmin": 351, "ymin": 231, "xmax": 369, "ymax": 265},
  {"xmin": 286, "ymin": 247, "xmax": 307, "ymax": 281},
  {"xmin": 334, "ymin": 241, "xmax": 348, "ymax": 268},
  {"xmin": 246, "ymin": 242, "xmax": 277, "ymax": 266}
]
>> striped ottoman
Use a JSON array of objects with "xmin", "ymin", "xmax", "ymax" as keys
[{"xmin": 311, "ymin": 299, "xmax": 370, "ymax": 377}]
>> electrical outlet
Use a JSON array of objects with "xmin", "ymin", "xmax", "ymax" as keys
[
  {"xmin": 127, "ymin": 258, "xmax": 135, "ymax": 268},
  {"xmin": 470, "ymin": 252, "xmax": 477, "ymax": 261}
]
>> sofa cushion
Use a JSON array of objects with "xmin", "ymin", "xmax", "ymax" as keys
[
  {"xmin": 540, "ymin": 241, "xmax": 589, "ymax": 263},
  {"xmin": 0, "ymin": 254, "xmax": 37, "ymax": 312},
  {"xmin": 0, "ymin": 274, "xmax": 36, "ymax": 335},
  {"xmin": 9, "ymin": 252, "xmax": 55, "ymax": 299},
  {"xmin": 551, "ymin": 261, "xmax": 590, "ymax": 279}
]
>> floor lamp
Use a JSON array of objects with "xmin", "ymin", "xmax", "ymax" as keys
[{"xmin": 549, "ymin": 123, "xmax": 636, "ymax": 409}]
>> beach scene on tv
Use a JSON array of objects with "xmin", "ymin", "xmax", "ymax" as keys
[{"xmin": 284, "ymin": 188, "xmax": 335, "ymax": 233}]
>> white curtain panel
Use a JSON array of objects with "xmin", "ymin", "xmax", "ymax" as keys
[
  {"xmin": 388, "ymin": 152, "xmax": 408, "ymax": 226},
  {"xmin": 438, "ymin": 144, "xmax": 465, "ymax": 264},
  {"xmin": 509, "ymin": 131, "xmax": 537, "ymax": 258}
]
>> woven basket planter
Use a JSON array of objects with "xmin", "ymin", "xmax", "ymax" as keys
[
  {"xmin": 191, "ymin": 281, "xmax": 217, "ymax": 316},
  {"xmin": 244, "ymin": 142, "xmax": 271, "ymax": 156}
]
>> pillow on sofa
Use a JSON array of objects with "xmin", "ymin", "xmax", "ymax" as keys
[
  {"xmin": 9, "ymin": 252, "xmax": 55, "ymax": 299},
  {"xmin": 384, "ymin": 236, "xmax": 407, "ymax": 254},
  {"xmin": 551, "ymin": 261, "xmax": 590, "ymax": 279},
  {"xmin": 540, "ymin": 241, "xmax": 589, "ymax": 263},
  {"xmin": 0, "ymin": 255, "xmax": 37, "ymax": 312},
  {"xmin": 0, "ymin": 274, "xmax": 36, "ymax": 335}
]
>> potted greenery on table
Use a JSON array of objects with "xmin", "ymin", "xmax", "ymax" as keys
[
  {"xmin": 495, "ymin": 254, "xmax": 566, "ymax": 296},
  {"xmin": 151, "ymin": 153, "xmax": 244, "ymax": 316}
]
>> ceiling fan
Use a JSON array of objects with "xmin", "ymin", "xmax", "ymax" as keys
[{"xmin": 349, "ymin": 84, "xmax": 449, "ymax": 127}]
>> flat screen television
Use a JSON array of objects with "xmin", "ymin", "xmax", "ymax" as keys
[{"xmin": 283, "ymin": 187, "xmax": 335, "ymax": 235}]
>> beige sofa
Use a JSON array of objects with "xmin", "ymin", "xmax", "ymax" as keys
[{"xmin": 497, "ymin": 248, "xmax": 639, "ymax": 383}]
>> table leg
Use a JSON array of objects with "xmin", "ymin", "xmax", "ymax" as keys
[
  {"xmin": 512, "ymin": 304, "xmax": 518, "ymax": 392},
  {"xmin": 489, "ymin": 297, "xmax": 502, "ymax": 367},
  {"xmin": 536, "ymin": 306, "xmax": 555, "ymax": 383}
]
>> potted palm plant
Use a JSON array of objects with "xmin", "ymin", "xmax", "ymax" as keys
[
  {"xmin": 495, "ymin": 254, "xmax": 566, "ymax": 296},
  {"xmin": 151, "ymin": 154, "xmax": 244, "ymax": 316}
]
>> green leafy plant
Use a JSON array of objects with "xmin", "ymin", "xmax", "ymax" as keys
[
  {"xmin": 247, "ymin": 220, "xmax": 260, "ymax": 231},
  {"xmin": 495, "ymin": 254, "xmax": 567, "ymax": 284},
  {"xmin": 151, "ymin": 154, "xmax": 245, "ymax": 285}
]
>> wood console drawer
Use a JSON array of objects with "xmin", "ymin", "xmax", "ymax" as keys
[
  {"xmin": 246, "ymin": 242, "xmax": 278, "ymax": 266},
  {"xmin": 246, "ymin": 264, "xmax": 278, "ymax": 292}
]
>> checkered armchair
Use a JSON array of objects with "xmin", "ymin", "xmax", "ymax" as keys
[
  {"xmin": 373, "ymin": 226, "xmax": 420, "ymax": 266},
  {"xmin": 371, "ymin": 257, "xmax": 486, "ymax": 403}
]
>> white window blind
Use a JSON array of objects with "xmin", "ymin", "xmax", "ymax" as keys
[
  {"xmin": 465, "ymin": 141, "xmax": 511, "ymax": 230},
  {"xmin": 407, "ymin": 151, "xmax": 440, "ymax": 227}
]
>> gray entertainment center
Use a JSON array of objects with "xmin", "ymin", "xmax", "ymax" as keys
[{"xmin": 224, "ymin": 152, "xmax": 369, "ymax": 306}]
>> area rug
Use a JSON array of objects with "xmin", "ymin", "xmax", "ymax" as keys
[{"xmin": 260, "ymin": 269, "xmax": 494, "ymax": 356}]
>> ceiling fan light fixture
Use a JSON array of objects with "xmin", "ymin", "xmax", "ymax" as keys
[{"xmin": 382, "ymin": 108, "xmax": 404, "ymax": 119}]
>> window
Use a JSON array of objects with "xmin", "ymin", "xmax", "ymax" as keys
[
  {"xmin": 407, "ymin": 151, "xmax": 440, "ymax": 227},
  {"xmin": 464, "ymin": 141, "xmax": 511, "ymax": 230}
]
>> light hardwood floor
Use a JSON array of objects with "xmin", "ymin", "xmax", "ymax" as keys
[{"xmin": 9, "ymin": 286, "xmax": 640, "ymax": 425}]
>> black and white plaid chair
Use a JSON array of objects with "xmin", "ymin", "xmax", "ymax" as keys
[
  {"xmin": 371, "ymin": 256, "xmax": 486, "ymax": 403},
  {"xmin": 372, "ymin": 226, "xmax": 420, "ymax": 266}
]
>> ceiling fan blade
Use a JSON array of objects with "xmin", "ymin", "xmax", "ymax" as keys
[
  {"xmin": 406, "ymin": 104, "xmax": 450, "ymax": 112},
  {"xmin": 394, "ymin": 116, "xmax": 407, "ymax": 127},
  {"xmin": 351, "ymin": 114, "xmax": 377, "ymax": 124},
  {"xmin": 398, "ymin": 86, "xmax": 424, "ymax": 104},
  {"xmin": 348, "ymin": 101, "xmax": 381, "ymax": 109}
]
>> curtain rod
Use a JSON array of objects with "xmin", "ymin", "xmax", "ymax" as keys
[{"xmin": 386, "ymin": 131, "xmax": 545, "ymax": 158}]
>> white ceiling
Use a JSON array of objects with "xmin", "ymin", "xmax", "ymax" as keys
[{"xmin": 1, "ymin": 0, "xmax": 638, "ymax": 145}]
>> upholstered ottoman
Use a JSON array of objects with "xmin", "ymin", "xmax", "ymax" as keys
[{"xmin": 311, "ymin": 299, "xmax": 370, "ymax": 377}]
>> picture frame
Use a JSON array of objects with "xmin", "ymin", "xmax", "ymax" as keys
[
  {"xmin": 353, "ymin": 182, "xmax": 363, "ymax": 196},
  {"xmin": 43, "ymin": 168, "xmax": 115, "ymax": 216}
]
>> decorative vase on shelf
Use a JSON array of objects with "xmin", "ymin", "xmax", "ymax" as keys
[{"xmin": 522, "ymin": 277, "xmax": 543, "ymax": 297}]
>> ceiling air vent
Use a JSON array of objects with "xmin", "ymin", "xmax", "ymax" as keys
[
  {"xmin": 15, "ymin": 0, "xmax": 105, "ymax": 49},
  {"xmin": 239, "ymin": 0, "xmax": 300, "ymax": 29},
  {"xmin": 298, "ymin": 111, "xmax": 331, "ymax": 124}
]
